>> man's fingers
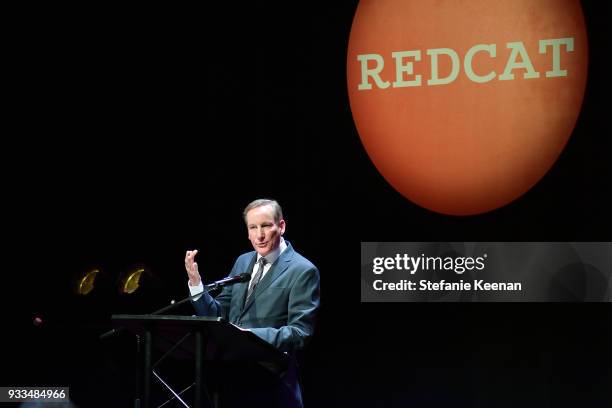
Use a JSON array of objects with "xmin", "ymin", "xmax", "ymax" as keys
[
  {"xmin": 185, "ymin": 250, "xmax": 199, "ymax": 265},
  {"xmin": 184, "ymin": 250, "xmax": 201, "ymax": 279},
  {"xmin": 185, "ymin": 250, "xmax": 202, "ymax": 286}
]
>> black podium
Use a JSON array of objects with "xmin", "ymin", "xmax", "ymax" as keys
[{"xmin": 111, "ymin": 314, "xmax": 289, "ymax": 408}]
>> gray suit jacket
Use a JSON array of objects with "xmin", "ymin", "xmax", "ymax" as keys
[
  {"xmin": 192, "ymin": 241, "xmax": 320, "ymax": 352},
  {"xmin": 191, "ymin": 242, "xmax": 320, "ymax": 407}
]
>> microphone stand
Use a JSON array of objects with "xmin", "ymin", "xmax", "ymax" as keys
[{"xmin": 100, "ymin": 282, "xmax": 220, "ymax": 340}]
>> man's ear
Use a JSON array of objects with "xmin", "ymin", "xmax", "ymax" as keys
[{"xmin": 279, "ymin": 219, "xmax": 286, "ymax": 235}]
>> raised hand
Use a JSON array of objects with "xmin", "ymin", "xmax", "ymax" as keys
[{"xmin": 185, "ymin": 249, "xmax": 201, "ymax": 286}]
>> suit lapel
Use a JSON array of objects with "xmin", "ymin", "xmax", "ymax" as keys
[{"xmin": 241, "ymin": 244, "xmax": 294, "ymax": 314}]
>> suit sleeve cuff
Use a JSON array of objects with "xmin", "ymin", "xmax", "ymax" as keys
[{"xmin": 188, "ymin": 280, "xmax": 204, "ymax": 301}]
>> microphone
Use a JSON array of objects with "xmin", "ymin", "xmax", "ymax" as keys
[{"xmin": 205, "ymin": 273, "xmax": 250, "ymax": 289}]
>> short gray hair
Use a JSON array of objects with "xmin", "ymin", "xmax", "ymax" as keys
[{"xmin": 243, "ymin": 198, "xmax": 284, "ymax": 224}]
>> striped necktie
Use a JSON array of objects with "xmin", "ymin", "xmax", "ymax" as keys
[{"xmin": 245, "ymin": 257, "xmax": 266, "ymax": 304}]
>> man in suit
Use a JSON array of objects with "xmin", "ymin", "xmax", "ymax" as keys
[{"xmin": 185, "ymin": 198, "xmax": 320, "ymax": 407}]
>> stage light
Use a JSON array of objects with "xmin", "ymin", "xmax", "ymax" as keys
[
  {"xmin": 76, "ymin": 268, "xmax": 100, "ymax": 295},
  {"xmin": 121, "ymin": 266, "xmax": 145, "ymax": 294}
]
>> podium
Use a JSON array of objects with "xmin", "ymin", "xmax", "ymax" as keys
[{"xmin": 111, "ymin": 314, "xmax": 290, "ymax": 408}]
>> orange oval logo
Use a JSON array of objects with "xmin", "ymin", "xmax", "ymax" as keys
[{"xmin": 347, "ymin": 0, "xmax": 588, "ymax": 215}]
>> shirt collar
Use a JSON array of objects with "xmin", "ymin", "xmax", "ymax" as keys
[{"xmin": 257, "ymin": 237, "xmax": 286, "ymax": 265}]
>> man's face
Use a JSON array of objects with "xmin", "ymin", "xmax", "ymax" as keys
[{"xmin": 246, "ymin": 204, "xmax": 285, "ymax": 257}]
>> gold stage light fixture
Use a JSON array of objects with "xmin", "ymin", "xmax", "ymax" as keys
[
  {"xmin": 76, "ymin": 268, "xmax": 100, "ymax": 295},
  {"xmin": 121, "ymin": 265, "xmax": 145, "ymax": 294}
]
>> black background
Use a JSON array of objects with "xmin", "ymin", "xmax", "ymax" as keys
[{"xmin": 3, "ymin": 1, "xmax": 611, "ymax": 406}]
